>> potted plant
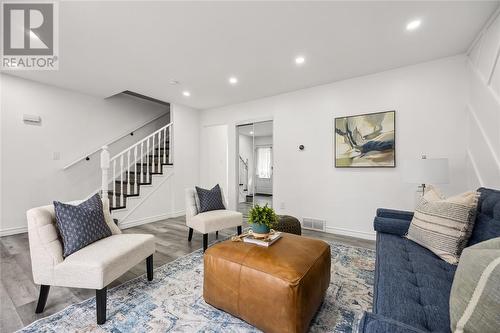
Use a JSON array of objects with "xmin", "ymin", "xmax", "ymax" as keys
[{"xmin": 248, "ymin": 204, "xmax": 277, "ymax": 236}]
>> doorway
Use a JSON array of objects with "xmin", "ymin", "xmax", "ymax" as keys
[{"xmin": 236, "ymin": 120, "xmax": 273, "ymax": 218}]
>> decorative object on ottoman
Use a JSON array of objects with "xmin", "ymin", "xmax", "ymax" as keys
[
  {"xmin": 185, "ymin": 187, "xmax": 243, "ymax": 252},
  {"xmin": 274, "ymin": 215, "xmax": 302, "ymax": 235},
  {"xmin": 204, "ymin": 233, "xmax": 331, "ymax": 333},
  {"xmin": 449, "ymin": 237, "xmax": 500, "ymax": 333},
  {"xmin": 248, "ymin": 203, "xmax": 277, "ymax": 237}
]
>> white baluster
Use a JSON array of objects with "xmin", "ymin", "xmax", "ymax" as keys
[
  {"xmin": 134, "ymin": 146, "xmax": 138, "ymax": 195},
  {"xmin": 140, "ymin": 142, "xmax": 144, "ymax": 184},
  {"xmin": 113, "ymin": 159, "xmax": 117, "ymax": 207},
  {"xmin": 168, "ymin": 125, "xmax": 172, "ymax": 164},
  {"xmin": 163, "ymin": 127, "xmax": 167, "ymax": 163},
  {"xmin": 127, "ymin": 150, "xmax": 131, "ymax": 195},
  {"xmin": 157, "ymin": 132, "xmax": 161, "ymax": 172},
  {"xmin": 147, "ymin": 137, "xmax": 150, "ymax": 181},
  {"xmin": 120, "ymin": 154, "xmax": 124, "ymax": 207}
]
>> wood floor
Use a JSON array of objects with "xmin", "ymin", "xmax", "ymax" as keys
[{"xmin": 0, "ymin": 216, "xmax": 374, "ymax": 333}]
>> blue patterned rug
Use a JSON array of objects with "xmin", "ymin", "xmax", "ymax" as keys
[{"xmin": 19, "ymin": 240, "xmax": 375, "ymax": 333}]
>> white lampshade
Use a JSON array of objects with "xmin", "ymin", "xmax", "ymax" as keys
[{"xmin": 403, "ymin": 158, "xmax": 449, "ymax": 185}]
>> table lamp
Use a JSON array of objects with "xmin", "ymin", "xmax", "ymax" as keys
[{"xmin": 403, "ymin": 155, "xmax": 449, "ymax": 195}]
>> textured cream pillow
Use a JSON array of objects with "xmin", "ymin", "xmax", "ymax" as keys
[
  {"xmin": 450, "ymin": 237, "xmax": 500, "ymax": 333},
  {"xmin": 407, "ymin": 185, "xmax": 479, "ymax": 264}
]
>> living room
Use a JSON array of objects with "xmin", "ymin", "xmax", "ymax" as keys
[{"xmin": 1, "ymin": 1, "xmax": 499, "ymax": 333}]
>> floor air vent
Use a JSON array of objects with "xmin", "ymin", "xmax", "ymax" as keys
[{"xmin": 302, "ymin": 217, "xmax": 326, "ymax": 232}]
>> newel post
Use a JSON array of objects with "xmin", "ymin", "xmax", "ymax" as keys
[{"xmin": 100, "ymin": 146, "xmax": 110, "ymax": 200}]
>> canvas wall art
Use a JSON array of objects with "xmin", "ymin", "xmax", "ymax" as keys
[{"xmin": 334, "ymin": 110, "xmax": 395, "ymax": 167}]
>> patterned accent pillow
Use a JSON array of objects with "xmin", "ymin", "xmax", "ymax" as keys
[
  {"xmin": 406, "ymin": 185, "xmax": 480, "ymax": 264},
  {"xmin": 195, "ymin": 184, "xmax": 226, "ymax": 213},
  {"xmin": 450, "ymin": 237, "xmax": 500, "ymax": 333},
  {"xmin": 54, "ymin": 193, "xmax": 112, "ymax": 257}
]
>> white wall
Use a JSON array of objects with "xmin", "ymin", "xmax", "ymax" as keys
[
  {"xmin": 200, "ymin": 124, "xmax": 228, "ymax": 196},
  {"xmin": 466, "ymin": 9, "xmax": 500, "ymax": 189},
  {"xmin": 171, "ymin": 104, "xmax": 201, "ymax": 213},
  {"xmin": 0, "ymin": 74, "xmax": 170, "ymax": 235},
  {"xmin": 200, "ymin": 56, "xmax": 468, "ymax": 239}
]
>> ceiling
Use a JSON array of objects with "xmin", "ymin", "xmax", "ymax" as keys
[{"xmin": 4, "ymin": 1, "xmax": 499, "ymax": 109}]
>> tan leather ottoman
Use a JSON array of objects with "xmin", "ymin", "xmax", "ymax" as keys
[{"xmin": 203, "ymin": 233, "xmax": 331, "ymax": 333}]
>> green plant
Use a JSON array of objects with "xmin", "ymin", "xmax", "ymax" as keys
[{"xmin": 248, "ymin": 204, "xmax": 277, "ymax": 228}]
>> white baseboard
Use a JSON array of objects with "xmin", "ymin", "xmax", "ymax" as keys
[
  {"xmin": 324, "ymin": 226, "xmax": 376, "ymax": 241},
  {"xmin": 0, "ymin": 226, "xmax": 28, "ymax": 237},
  {"xmin": 119, "ymin": 210, "xmax": 185, "ymax": 230}
]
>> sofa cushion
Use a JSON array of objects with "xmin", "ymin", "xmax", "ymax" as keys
[
  {"xmin": 195, "ymin": 184, "xmax": 226, "ymax": 213},
  {"xmin": 54, "ymin": 194, "xmax": 112, "ymax": 257},
  {"xmin": 468, "ymin": 187, "xmax": 500, "ymax": 246},
  {"xmin": 450, "ymin": 237, "xmax": 500, "ymax": 333},
  {"xmin": 374, "ymin": 232, "xmax": 456, "ymax": 332},
  {"xmin": 406, "ymin": 186, "xmax": 479, "ymax": 264},
  {"xmin": 54, "ymin": 234, "xmax": 155, "ymax": 289}
]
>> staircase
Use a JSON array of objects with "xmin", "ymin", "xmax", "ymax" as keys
[{"xmin": 100, "ymin": 122, "xmax": 173, "ymax": 211}]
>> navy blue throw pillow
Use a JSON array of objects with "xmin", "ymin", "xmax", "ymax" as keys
[
  {"xmin": 195, "ymin": 184, "xmax": 226, "ymax": 213},
  {"xmin": 54, "ymin": 194, "xmax": 112, "ymax": 257}
]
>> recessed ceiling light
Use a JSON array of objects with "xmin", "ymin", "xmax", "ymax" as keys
[
  {"xmin": 229, "ymin": 77, "xmax": 238, "ymax": 85},
  {"xmin": 406, "ymin": 19, "xmax": 421, "ymax": 31},
  {"xmin": 249, "ymin": 131, "xmax": 254, "ymax": 135},
  {"xmin": 295, "ymin": 56, "xmax": 305, "ymax": 65},
  {"xmin": 182, "ymin": 91, "xmax": 190, "ymax": 97}
]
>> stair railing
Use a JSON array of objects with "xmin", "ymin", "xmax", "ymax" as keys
[
  {"xmin": 100, "ymin": 122, "xmax": 172, "ymax": 208},
  {"xmin": 238, "ymin": 155, "xmax": 248, "ymax": 191}
]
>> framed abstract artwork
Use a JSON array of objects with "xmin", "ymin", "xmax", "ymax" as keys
[{"xmin": 334, "ymin": 110, "xmax": 395, "ymax": 168}]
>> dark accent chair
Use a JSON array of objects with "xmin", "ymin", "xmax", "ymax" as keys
[{"xmin": 359, "ymin": 187, "xmax": 500, "ymax": 333}]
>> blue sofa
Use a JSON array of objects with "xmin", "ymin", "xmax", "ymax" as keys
[{"xmin": 359, "ymin": 187, "xmax": 500, "ymax": 333}]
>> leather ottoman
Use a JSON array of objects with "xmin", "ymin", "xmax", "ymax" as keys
[{"xmin": 203, "ymin": 233, "xmax": 331, "ymax": 333}]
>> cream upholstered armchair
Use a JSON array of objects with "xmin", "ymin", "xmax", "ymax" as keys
[
  {"xmin": 185, "ymin": 188, "xmax": 242, "ymax": 252},
  {"xmin": 26, "ymin": 198, "xmax": 155, "ymax": 325}
]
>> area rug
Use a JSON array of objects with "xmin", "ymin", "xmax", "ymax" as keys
[{"xmin": 19, "ymin": 241, "xmax": 375, "ymax": 333}]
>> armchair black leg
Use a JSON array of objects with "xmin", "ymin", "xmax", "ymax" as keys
[
  {"xmin": 188, "ymin": 228, "xmax": 193, "ymax": 241},
  {"xmin": 146, "ymin": 255, "xmax": 153, "ymax": 281},
  {"xmin": 96, "ymin": 287, "xmax": 107, "ymax": 325},
  {"xmin": 35, "ymin": 285, "xmax": 50, "ymax": 313},
  {"xmin": 203, "ymin": 233, "xmax": 208, "ymax": 252},
  {"xmin": 237, "ymin": 226, "xmax": 242, "ymax": 235}
]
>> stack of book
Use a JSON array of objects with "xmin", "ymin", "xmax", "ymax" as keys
[{"xmin": 243, "ymin": 232, "xmax": 282, "ymax": 247}]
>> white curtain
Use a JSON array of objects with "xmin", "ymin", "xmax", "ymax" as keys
[{"xmin": 256, "ymin": 147, "xmax": 272, "ymax": 178}]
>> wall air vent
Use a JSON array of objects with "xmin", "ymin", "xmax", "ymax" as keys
[{"xmin": 302, "ymin": 217, "xmax": 326, "ymax": 232}]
